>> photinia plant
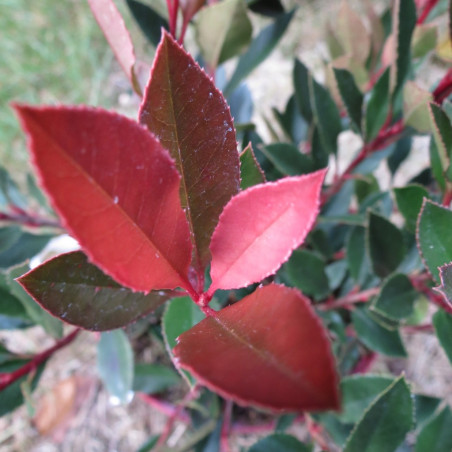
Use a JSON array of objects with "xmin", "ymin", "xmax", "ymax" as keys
[{"xmin": 3, "ymin": 0, "xmax": 452, "ymax": 449}]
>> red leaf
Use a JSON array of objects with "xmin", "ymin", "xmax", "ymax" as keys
[
  {"xmin": 88, "ymin": 0, "xmax": 141, "ymax": 95},
  {"xmin": 179, "ymin": 0, "xmax": 205, "ymax": 27},
  {"xmin": 207, "ymin": 170, "xmax": 326, "ymax": 294},
  {"xmin": 14, "ymin": 105, "xmax": 192, "ymax": 293},
  {"xmin": 139, "ymin": 31, "xmax": 240, "ymax": 280},
  {"xmin": 174, "ymin": 284, "xmax": 340, "ymax": 412}
]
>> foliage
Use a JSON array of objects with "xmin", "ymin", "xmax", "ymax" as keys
[{"xmin": 2, "ymin": 0, "xmax": 452, "ymax": 450}]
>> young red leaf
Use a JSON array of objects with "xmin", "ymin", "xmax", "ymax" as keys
[
  {"xmin": 88, "ymin": 0, "xmax": 141, "ymax": 95},
  {"xmin": 174, "ymin": 283, "xmax": 340, "ymax": 412},
  {"xmin": 207, "ymin": 170, "xmax": 326, "ymax": 294},
  {"xmin": 139, "ymin": 31, "xmax": 240, "ymax": 279},
  {"xmin": 17, "ymin": 252, "xmax": 173, "ymax": 331},
  {"xmin": 14, "ymin": 105, "xmax": 192, "ymax": 293}
]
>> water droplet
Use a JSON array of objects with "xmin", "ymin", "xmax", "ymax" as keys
[
  {"xmin": 208, "ymin": 92, "xmax": 213, "ymax": 99},
  {"xmin": 155, "ymin": 253, "xmax": 160, "ymax": 259},
  {"xmin": 113, "ymin": 196, "xmax": 119, "ymax": 204}
]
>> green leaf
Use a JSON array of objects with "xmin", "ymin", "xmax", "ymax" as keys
[
  {"xmin": 403, "ymin": 82, "xmax": 432, "ymax": 133},
  {"xmin": 429, "ymin": 102, "xmax": 452, "ymax": 178},
  {"xmin": 240, "ymin": 143, "xmax": 266, "ymax": 190},
  {"xmin": 347, "ymin": 226, "xmax": 368, "ymax": 283},
  {"xmin": 365, "ymin": 68, "xmax": 390, "ymax": 141},
  {"xmin": 394, "ymin": 184, "xmax": 429, "ymax": 232},
  {"xmin": 414, "ymin": 394, "xmax": 442, "ymax": 427},
  {"xmin": 367, "ymin": 211, "xmax": 405, "ymax": 278},
  {"xmin": 309, "ymin": 73, "xmax": 342, "ymax": 155},
  {"xmin": 195, "ymin": 0, "xmax": 252, "ymax": 68},
  {"xmin": 325, "ymin": 260, "xmax": 347, "ymax": 291},
  {"xmin": 338, "ymin": 375, "xmax": 395, "ymax": 424},
  {"xmin": 97, "ymin": 329, "xmax": 134, "ymax": 404},
  {"xmin": 0, "ymin": 232, "xmax": 53, "ymax": 269},
  {"xmin": 162, "ymin": 297, "xmax": 205, "ymax": 386},
  {"xmin": 133, "ymin": 363, "xmax": 180, "ymax": 394},
  {"xmin": 249, "ymin": 433, "xmax": 312, "ymax": 452},
  {"xmin": 224, "ymin": 10, "xmax": 295, "ymax": 96},
  {"xmin": 126, "ymin": 0, "xmax": 169, "ymax": 47},
  {"xmin": 352, "ymin": 307, "xmax": 407, "ymax": 357},
  {"xmin": 275, "ymin": 414, "xmax": 297, "ymax": 432},
  {"xmin": 261, "ymin": 143, "xmax": 314, "ymax": 176},
  {"xmin": 0, "ymin": 226, "xmax": 22, "ymax": 253},
  {"xmin": 416, "ymin": 407, "xmax": 452, "ymax": 452},
  {"xmin": 293, "ymin": 59, "xmax": 313, "ymax": 122},
  {"xmin": 284, "ymin": 250, "xmax": 330, "ymax": 300},
  {"xmin": 417, "ymin": 199, "xmax": 452, "ymax": 282},
  {"xmin": 136, "ymin": 435, "xmax": 159, "ymax": 452},
  {"xmin": 0, "ymin": 285, "xmax": 30, "ymax": 329},
  {"xmin": 333, "ymin": 67, "xmax": 363, "ymax": 132},
  {"xmin": 17, "ymin": 251, "xmax": 171, "ymax": 331},
  {"xmin": 7, "ymin": 264, "xmax": 63, "ymax": 338},
  {"xmin": 390, "ymin": 0, "xmax": 416, "ymax": 99},
  {"xmin": 344, "ymin": 376, "xmax": 413, "ymax": 452},
  {"xmin": 0, "ymin": 166, "xmax": 28, "ymax": 210},
  {"xmin": 388, "ymin": 136, "xmax": 412, "ymax": 176},
  {"xmin": 372, "ymin": 273, "xmax": 416, "ymax": 320},
  {"xmin": 412, "ymin": 24, "xmax": 437, "ymax": 58},
  {"xmin": 272, "ymin": 95, "xmax": 307, "ymax": 144},
  {"xmin": 429, "ymin": 138, "xmax": 446, "ymax": 191},
  {"xmin": 432, "ymin": 309, "xmax": 452, "ymax": 366}
]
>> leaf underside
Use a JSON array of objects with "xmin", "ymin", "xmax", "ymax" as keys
[{"xmin": 174, "ymin": 283, "xmax": 340, "ymax": 412}]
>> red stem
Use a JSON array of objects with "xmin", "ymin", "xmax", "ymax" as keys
[
  {"xmin": 138, "ymin": 393, "xmax": 191, "ymax": 423},
  {"xmin": 411, "ymin": 276, "xmax": 452, "ymax": 315},
  {"xmin": 403, "ymin": 323, "xmax": 435, "ymax": 333},
  {"xmin": 442, "ymin": 188, "xmax": 452, "ymax": 206},
  {"xmin": 350, "ymin": 352, "xmax": 377, "ymax": 374},
  {"xmin": 220, "ymin": 400, "xmax": 233, "ymax": 452},
  {"xmin": 0, "ymin": 328, "xmax": 80, "ymax": 391},
  {"xmin": 319, "ymin": 287, "xmax": 380, "ymax": 311},
  {"xmin": 433, "ymin": 68, "xmax": 452, "ymax": 104},
  {"xmin": 0, "ymin": 209, "xmax": 61, "ymax": 229},
  {"xmin": 417, "ymin": 0, "xmax": 439, "ymax": 24}
]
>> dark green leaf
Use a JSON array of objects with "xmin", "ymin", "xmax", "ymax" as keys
[
  {"xmin": 417, "ymin": 199, "xmax": 452, "ymax": 282},
  {"xmin": 249, "ymin": 433, "xmax": 312, "ymax": 452},
  {"xmin": 133, "ymin": 363, "xmax": 180, "ymax": 394},
  {"xmin": 273, "ymin": 95, "xmax": 307, "ymax": 144},
  {"xmin": 275, "ymin": 414, "xmax": 297, "ymax": 432},
  {"xmin": 388, "ymin": 136, "xmax": 412, "ymax": 175},
  {"xmin": 17, "ymin": 251, "xmax": 170, "ymax": 331},
  {"xmin": 347, "ymin": 227, "xmax": 367, "ymax": 283},
  {"xmin": 0, "ymin": 232, "xmax": 53, "ymax": 269},
  {"xmin": 338, "ymin": 375, "xmax": 395, "ymax": 424},
  {"xmin": 429, "ymin": 137, "xmax": 446, "ymax": 191},
  {"xmin": 309, "ymin": 74, "xmax": 342, "ymax": 155},
  {"xmin": 240, "ymin": 144, "xmax": 266, "ymax": 189},
  {"xmin": 224, "ymin": 10, "xmax": 295, "ymax": 95},
  {"xmin": 414, "ymin": 394, "xmax": 441, "ymax": 427},
  {"xmin": 126, "ymin": 0, "xmax": 168, "ymax": 47},
  {"xmin": 352, "ymin": 307, "xmax": 407, "ymax": 357},
  {"xmin": 394, "ymin": 184, "xmax": 429, "ymax": 232},
  {"xmin": 315, "ymin": 413, "xmax": 353, "ymax": 447},
  {"xmin": 365, "ymin": 68, "xmax": 390, "ymax": 141},
  {"xmin": 416, "ymin": 407, "xmax": 452, "ymax": 452},
  {"xmin": 432, "ymin": 309, "xmax": 452, "ymax": 366},
  {"xmin": 333, "ymin": 67, "xmax": 363, "ymax": 132},
  {"xmin": 367, "ymin": 211, "xmax": 405, "ymax": 278},
  {"xmin": 248, "ymin": 0, "xmax": 284, "ymax": 17},
  {"xmin": 97, "ymin": 329, "xmax": 134, "ymax": 404},
  {"xmin": 261, "ymin": 143, "xmax": 315, "ymax": 175},
  {"xmin": 355, "ymin": 176, "xmax": 379, "ymax": 205},
  {"xmin": 284, "ymin": 250, "xmax": 330, "ymax": 300},
  {"xmin": 429, "ymin": 103, "xmax": 452, "ymax": 180},
  {"xmin": 372, "ymin": 273, "xmax": 416, "ymax": 320},
  {"xmin": 136, "ymin": 435, "xmax": 159, "ymax": 452},
  {"xmin": 0, "ymin": 285, "xmax": 31, "ymax": 329},
  {"xmin": 311, "ymin": 125, "xmax": 329, "ymax": 168},
  {"xmin": 344, "ymin": 376, "xmax": 413, "ymax": 452},
  {"xmin": 353, "ymin": 147, "xmax": 394, "ymax": 175},
  {"xmin": 0, "ymin": 227, "xmax": 22, "ymax": 253},
  {"xmin": 293, "ymin": 59, "xmax": 313, "ymax": 122},
  {"xmin": 325, "ymin": 260, "xmax": 347, "ymax": 291}
]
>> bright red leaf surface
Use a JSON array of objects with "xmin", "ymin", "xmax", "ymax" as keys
[
  {"xmin": 174, "ymin": 283, "xmax": 340, "ymax": 412},
  {"xmin": 14, "ymin": 105, "xmax": 192, "ymax": 293},
  {"xmin": 207, "ymin": 170, "xmax": 326, "ymax": 294},
  {"xmin": 139, "ymin": 31, "xmax": 240, "ymax": 279},
  {"xmin": 87, "ymin": 0, "xmax": 140, "ymax": 94}
]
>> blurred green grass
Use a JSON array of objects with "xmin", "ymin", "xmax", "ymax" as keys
[{"xmin": 0, "ymin": 0, "xmax": 118, "ymax": 172}]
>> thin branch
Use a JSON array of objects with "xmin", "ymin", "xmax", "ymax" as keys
[
  {"xmin": 417, "ymin": 0, "xmax": 440, "ymax": 24},
  {"xmin": 319, "ymin": 288, "xmax": 380, "ymax": 311},
  {"xmin": 0, "ymin": 210, "xmax": 61, "ymax": 229}
]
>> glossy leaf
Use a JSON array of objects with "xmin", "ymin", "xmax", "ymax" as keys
[
  {"xmin": 389, "ymin": 0, "xmax": 416, "ymax": 98},
  {"xmin": 87, "ymin": 0, "xmax": 140, "ymax": 94},
  {"xmin": 285, "ymin": 250, "xmax": 330, "ymax": 300},
  {"xmin": 261, "ymin": 143, "xmax": 314, "ymax": 176},
  {"xmin": 126, "ymin": 0, "xmax": 169, "ymax": 47},
  {"xmin": 174, "ymin": 284, "xmax": 340, "ymax": 411},
  {"xmin": 293, "ymin": 59, "xmax": 313, "ymax": 123},
  {"xmin": 416, "ymin": 407, "xmax": 452, "ymax": 452},
  {"xmin": 432, "ymin": 309, "xmax": 452, "ymax": 365},
  {"xmin": 133, "ymin": 363, "xmax": 180, "ymax": 394},
  {"xmin": 139, "ymin": 32, "xmax": 239, "ymax": 275},
  {"xmin": 344, "ymin": 377, "xmax": 413, "ymax": 452},
  {"xmin": 372, "ymin": 273, "xmax": 416, "ymax": 320},
  {"xmin": 15, "ymin": 105, "xmax": 192, "ymax": 293},
  {"xmin": 338, "ymin": 375, "xmax": 394, "ymax": 424},
  {"xmin": 224, "ymin": 10, "xmax": 295, "ymax": 96},
  {"xmin": 249, "ymin": 433, "xmax": 312, "ymax": 452},
  {"xmin": 352, "ymin": 308, "xmax": 407, "ymax": 357},
  {"xmin": 97, "ymin": 329, "xmax": 134, "ymax": 404},
  {"xmin": 17, "ymin": 252, "xmax": 172, "ymax": 331},
  {"xmin": 195, "ymin": 0, "xmax": 252, "ymax": 68},
  {"xmin": 208, "ymin": 170, "xmax": 325, "ymax": 293},
  {"xmin": 367, "ymin": 211, "xmax": 405, "ymax": 278},
  {"xmin": 394, "ymin": 184, "xmax": 429, "ymax": 232},
  {"xmin": 417, "ymin": 199, "xmax": 452, "ymax": 282},
  {"xmin": 239, "ymin": 144, "xmax": 266, "ymax": 190},
  {"xmin": 333, "ymin": 67, "xmax": 363, "ymax": 133},
  {"xmin": 309, "ymin": 74, "xmax": 342, "ymax": 155},
  {"xmin": 365, "ymin": 68, "xmax": 390, "ymax": 141},
  {"xmin": 347, "ymin": 226, "xmax": 368, "ymax": 283}
]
